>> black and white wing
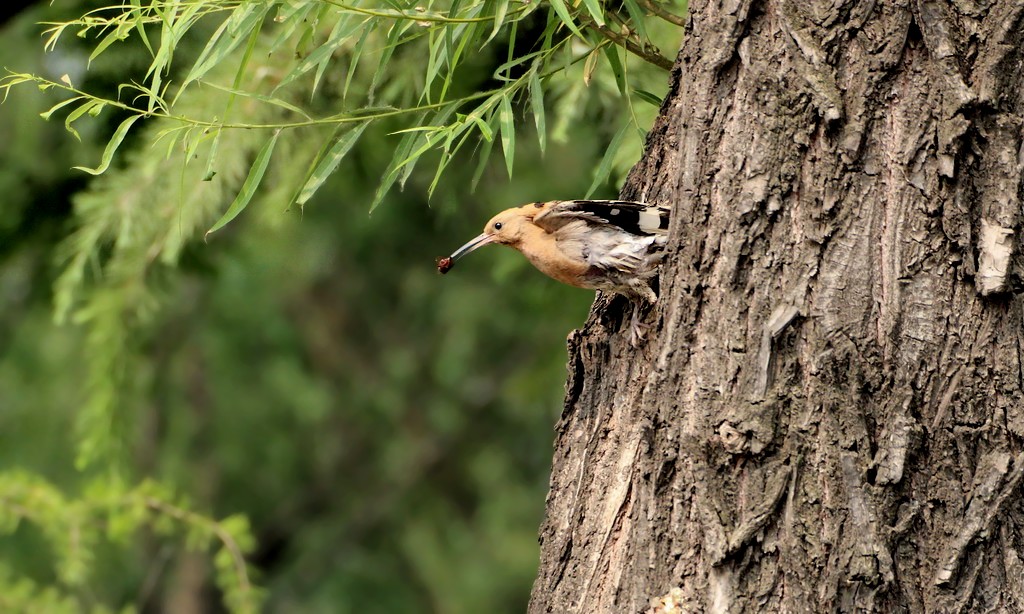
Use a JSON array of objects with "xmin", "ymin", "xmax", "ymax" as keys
[{"xmin": 533, "ymin": 200, "xmax": 669, "ymax": 237}]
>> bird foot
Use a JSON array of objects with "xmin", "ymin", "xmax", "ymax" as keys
[{"xmin": 628, "ymin": 304, "xmax": 649, "ymax": 347}]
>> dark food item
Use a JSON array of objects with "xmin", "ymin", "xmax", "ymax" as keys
[{"xmin": 436, "ymin": 256, "xmax": 453, "ymax": 274}]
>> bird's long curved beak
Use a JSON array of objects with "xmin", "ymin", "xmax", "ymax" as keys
[{"xmin": 449, "ymin": 233, "xmax": 496, "ymax": 263}]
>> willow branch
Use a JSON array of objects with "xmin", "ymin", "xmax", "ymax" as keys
[
  {"xmin": 636, "ymin": 0, "xmax": 687, "ymax": 27},
  {"xmin": 580, "ymin": 18, "xmax": 674, "ymax": 71}
]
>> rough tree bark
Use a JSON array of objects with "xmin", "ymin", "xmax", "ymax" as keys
[{"xmin": 530, "ymin": 1, "xmax": 1024, "ymax": 612}]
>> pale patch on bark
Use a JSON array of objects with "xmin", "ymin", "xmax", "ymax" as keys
[
  {"xmin": 977, "ymin": 219, "xmax": 1013, "ymax": 296},
  {"xmin": 646, "ymin": 586, "xmax": 685, "ymax": 614}
]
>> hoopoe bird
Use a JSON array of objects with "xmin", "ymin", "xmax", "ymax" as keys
[{"xmin": 438, "ymin": 200, "xmax": 670, "ymax": 344}]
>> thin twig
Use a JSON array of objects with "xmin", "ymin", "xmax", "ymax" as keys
[
  {"xmin": 144, "ymin": 497, "xmax": 253, "ymax": 605},
  {"xmin": 636, "ymin": 0, "xmax": 687, "ymax": 27},
  {"xmin": 580, "ymin": 18, "xmax": 674, "ymax": 71},
  {"xmin": 320, "ymin": 0, "xmax": 530, "ymax": 24}
]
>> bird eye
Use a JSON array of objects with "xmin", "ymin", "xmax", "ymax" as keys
[{"xmin": 493, "ymin": 222, "xmax": 503, "ymax": 230}]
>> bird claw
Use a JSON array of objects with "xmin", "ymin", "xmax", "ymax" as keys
[
  {"xmin": 628, "ymin": 303, "xmax": 649, "ymax": 347},
  {"xmin": 629, "ymin": 323, "xmax": 646, "ymax": 347}
]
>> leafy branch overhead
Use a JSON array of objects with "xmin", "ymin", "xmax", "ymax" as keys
[{"xmin": 3, "ymin": 0, "xmax": 682, "ymax": 221}]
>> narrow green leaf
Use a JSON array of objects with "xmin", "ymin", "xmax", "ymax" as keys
[
  {"xmin": 88, "ymin": 26, "xmax": 130, "ymax": 66},
  {"xmin": 429, "ymin": 124, "xmax": 481, "ymax": 197},
  {"xmin": 185, "ymin": 127, "xmax": 217, "ymax": 170},
  {"xmin": 498, "ymin": 95, "xmax": 515, "ymax": 177},
  {"xmin": 603, "ymin": 45, "xmax": 627, "ymax": 96},
  {"xmin": 201, "ymin": 81, "xmax": 313, "ymax": 119},
  {"xmin": 203, "ymin": 128, "xmax": 221, "ymax": 181},
  {"xmin": 313, "ymin": 15, "xmax": 360, "ymax": 96},
  {"xmin": 504, "ymin": 19, "xmax": 519, "ymax": 79},
  {"xmin": 470, "ymin": 136, "xmax": 496, "ymax": 192},
  {"xmin": 267, "ymin": 1, "xmax": 316, "ymax": 54},
  {"xmin": 296, "ymin": 1, "xmax": 331, "ymax": 56},
  {"xmin": 620, "ymin": 0, "xmax": 648, "ymax": 41},
  {"xmin": 155, "ymin": 124, "xmax": 191, "ymax": 160},
  {"xmin": 428, "ymin": 143, "xmax": 455, "ymax": 199},
  {"xmin": 153, "ymin": 2, "xmax": 204, "ymax": 109},
  {"xmin": 207, "ymin": 130, "xmax": 281, "ymax": 236},
  {"xmin": 398, "ymin": 104, "xmax": 458, "ymax": 188},
  {"xmin": 73, "ymin": 114, "xmax": 142, "ymax": 175},
  {"xmin": 147, "ymin": 0, "xmax": 206, "ymax": 111},
  {"xmin": 485, "ymin": 0, "xmax": 510, "ymax": 45},
  {"xmin": 64, "ymin": 100, "xmax": 103, "ymax": 141},
  {"xmin": 585, "ymin": 122, "xmax": 629, "ymax": 197},
  {"xmin": 528, "ymin": 69, "xmax": 547, "ymax": 154},
  {"xmin": 547, "ymin": 0, "xmax": 585, "ymax": 39},
  {"xmin": 469, "ymin": 112, "xmax": 494, "ymax": 142},
  {"xmin": 344, "ymin": 25, "xmax": 375, "ymax": 102},
  {"xmin": 580, "ymin": 0, "xmax": 605, "ymax": 26},
  {"xmin": 181, "ymin": 3, "xmax": 268, "ymax": 90},
  {"xmin": 443, "ymin": 22, "xmax": 477, "ymax": 100},
  {"xmin": 368, "ymin": 19, "xmax": 408, "ymax": 104},
  {"xmin": 424, "ymin": 28, "xmax": 448, "ymax": 100},
  {"xmin": 633, "ymin": 88, "xmax": 664, "ymax": 107},
  {"xmin": 399, "ymin": 132, "xmax": 442, "ymax": 188},
  {"xmin": 203, "ymin": 16, "xmax": 263, "ymax": 182},
  {"xmin": 129, "ymin": 0, "xmax": 153, "ymax": 56},
  {"xmin": 491, "ymin": 48, "xmax": 547, "ymax": 80},
  {"xmin": 286, "ymin": 126, "xmax": 340, "ymax": 209},
  {"xmin": 445, "ymin": 0, "xmax": 461, "ymax": 68},
  {"xmin": 149, "ymin": 4, "xmax": 180, "ymax": 81},
  {"xmin": 39, "ymin": 96, "xmax": 83, "ymax": 121},
  {"xmin": 389, "ymin": 126, "xmax": 442, "ymax": 135},
  {"xmin": 370, "ymin": 171, "xmax": 401, "ymax": 213},
  {"xmin": 297, "ymin": 123, "xmax": 369, "ymax": 207},
  {"xmin": 370, "ymin": 121, "xmax": 423, "ymax": 212}
]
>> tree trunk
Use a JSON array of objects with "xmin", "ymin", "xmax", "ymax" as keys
[{"xmin": 530, "ymin": 1, "xmax": 1024, "ymax": 612}]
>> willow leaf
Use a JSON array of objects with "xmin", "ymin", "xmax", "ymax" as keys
[
  {"xmin": 39, "ymin": 96, "xmax": 83, "ymax": 121},
  {"xmin": 485, "ymin": 0, "xmax": 510, "ymax": 45},
  {"xmin": 634, "ymin": 88, "xmax": 663, "ymax": 107},
  {"xmin": 207, "ymin": 130, "xmax": 281, "ymax": 237},
  {"xmin": 297, "ymin": 123, "xmax": 369, "ymax": 207},
  {"xmin": 498, "ymin": 94, "xmax": 515, "ymax": 177},
  {"xmin": 64, "ymin": 100, "xmax": 104, "ymax": 141},
  {"xmin": 181, "ymin": 3, "xmax": 269, "ymax": 90},
  {"xmin": 529, "ymin": 69, "xmax": 546, "ymax": 154},
  {"xmin": 603, "ymin": 45, "xmax": 626, "ymax": 96},
  {"xmin": 547, "ymin": 0, "xmax": 584, "ymax": 39},
  {"xmin": 73, "ymin": 114, "xmax": 142, "ymax": 175},
  {"xmin": 585, "ymin": 121, "xmax": 628, "ymax": 197},
  {"xmin": 580, "ymin": 0, "xmax": 605, "ymax": 26}
]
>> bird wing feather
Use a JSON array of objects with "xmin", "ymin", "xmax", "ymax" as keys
[
  {"xmin": 534, "ymin": 200, "xmax": 669, "ymax": 237},
  {"xmin": 552, "ymin": 222, "xmax": 664, "ymax": 275}
]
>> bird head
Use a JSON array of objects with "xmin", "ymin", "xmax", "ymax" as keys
[{"xmin": 439, "ymin": 204, "xmax": 543, "ymax": 273}]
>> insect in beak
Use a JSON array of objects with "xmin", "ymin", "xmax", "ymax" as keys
[{"xmin": 437, "ymin": 233, "xmax": 496, "ymax": 274}]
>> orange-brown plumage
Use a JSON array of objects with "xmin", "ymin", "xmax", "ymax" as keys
[{"xmin": 439, "ymin": 200, "xmax": 671, "ymax": 343}]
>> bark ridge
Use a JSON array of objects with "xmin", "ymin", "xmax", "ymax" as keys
[{"xmin": 531, "ymin": 1, "xmax": 1024, "ymax": 612}]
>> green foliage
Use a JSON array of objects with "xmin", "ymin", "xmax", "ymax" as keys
[
  {"xmin": 2, "ymin": 0, "xmax": 681, "ymax": 210},
  {"xmin": 0, "ymin": 564, "xmax": 81, "ymax": 614},
  {"xmin": 0, "ymin": 472, "xmax": 259, "ymax": 612},
  {"xmin": 0, "ymin": 0, "xmax": 686, "ymax": 610}
]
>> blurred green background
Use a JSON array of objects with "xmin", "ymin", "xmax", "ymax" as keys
[{"xmin": 0, "ymin": 1, "xmax": 677, "ymax": 611}]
